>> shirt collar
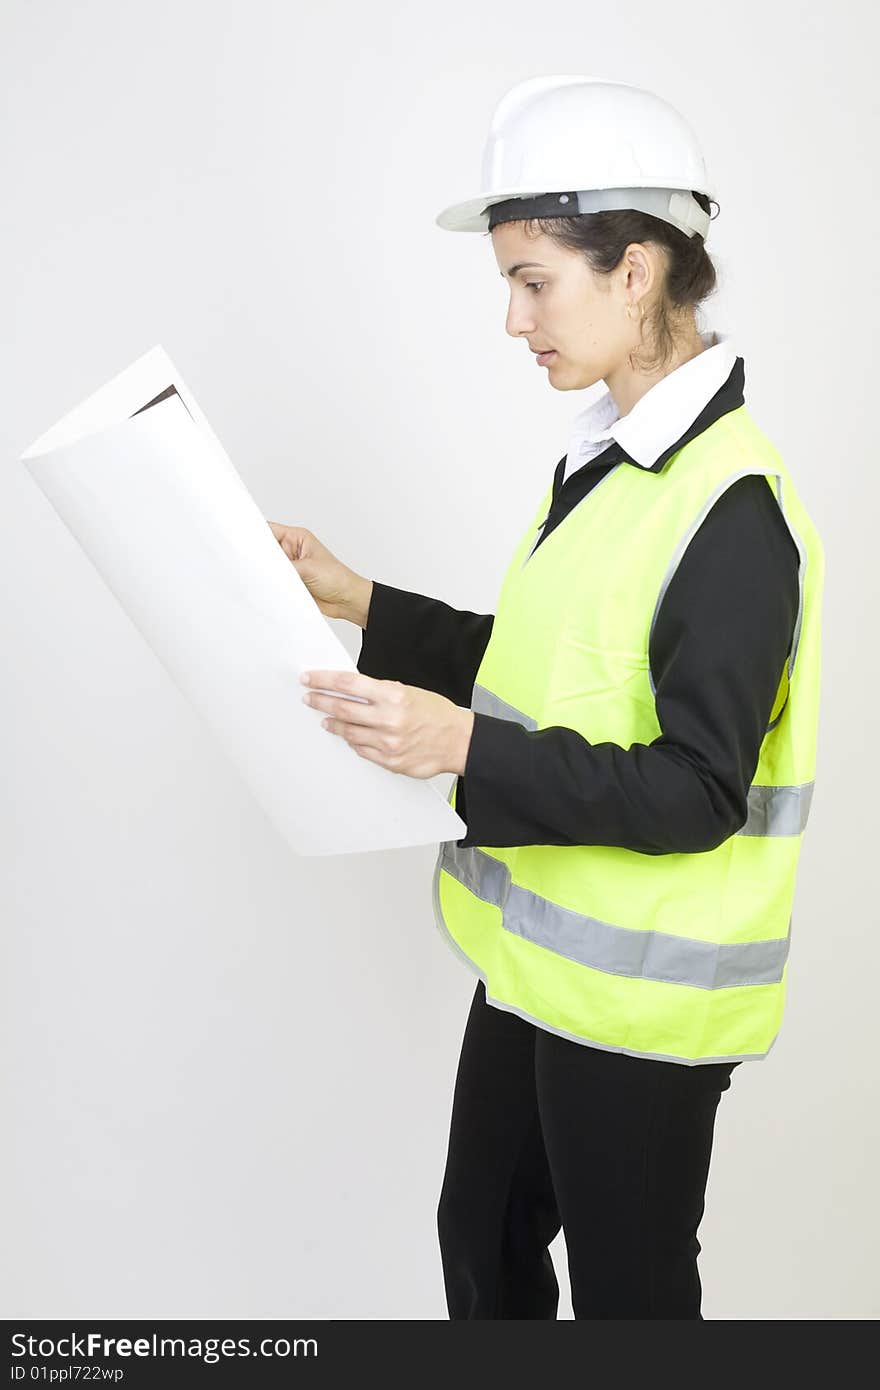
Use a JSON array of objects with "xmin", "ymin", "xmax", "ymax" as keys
[{"xmin": 561, "ymin": 330, "xmax": 742, "ymax": 484}]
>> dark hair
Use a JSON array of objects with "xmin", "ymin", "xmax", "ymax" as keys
[{"xmin": 501, "ymin": 192, "xmax": 719, "ymax": 376}]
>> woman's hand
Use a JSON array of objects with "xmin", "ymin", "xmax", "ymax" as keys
[
  {"xmin": 300, "ymin": 669, "xmax": 475, "ymax": 778},
  {"xmin": 267, "ymin": 521, "xmax": 372, "ymax": 627}
]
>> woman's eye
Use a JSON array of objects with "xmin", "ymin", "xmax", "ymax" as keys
[{"xmin": 526, "ymin": 282, "xmax": 545, "ymax": 294}]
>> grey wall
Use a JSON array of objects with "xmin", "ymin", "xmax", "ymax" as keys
[{"xmin": 1, "ymin": 0, "xmax": 874, "ymax": 1319}]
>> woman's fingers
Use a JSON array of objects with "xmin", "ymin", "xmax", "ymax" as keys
[{"xmin": 303, "ymin": 689, "xmax": 383, "ymax": 727}]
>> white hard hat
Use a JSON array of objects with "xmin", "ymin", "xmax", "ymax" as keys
[{"xmin": 435, "ymin": 76, "xmax": 717, "ymax": 241}]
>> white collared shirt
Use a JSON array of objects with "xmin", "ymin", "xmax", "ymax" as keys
[{"xmin": 561, "ymin": 329, "xmax": 737, "ymax": 485}]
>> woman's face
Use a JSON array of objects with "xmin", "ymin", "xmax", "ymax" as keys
[{"xmin": 490, "ymin": 221, "xmax": 656, "ymax": 394}]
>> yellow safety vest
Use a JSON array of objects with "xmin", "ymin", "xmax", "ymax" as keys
[{"xmin": 432, "ymin": 404, "xmax": 824, "ymax": 1065}]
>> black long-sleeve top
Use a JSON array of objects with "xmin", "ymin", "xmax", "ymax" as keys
[{"xmin": 357, "ymin": 358, "xmax": 801, "ymax": 857}]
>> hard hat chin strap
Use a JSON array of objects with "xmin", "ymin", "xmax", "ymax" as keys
[{"xmin": 487, "ymin": 187, "xmax": 713, "ymax": 240}]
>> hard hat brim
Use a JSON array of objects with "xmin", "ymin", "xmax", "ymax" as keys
[
  {"xmin": 436, "ymin": 185, "xmax": 714, "ymax": 240},
  {"xmin": 435, "ymin": 190, "xmax": 548, "ymax": 233}
]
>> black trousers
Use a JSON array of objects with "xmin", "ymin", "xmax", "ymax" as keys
[{"xmin": 437, "ymin": 979, "xmax": 738, "ymax": 1319}]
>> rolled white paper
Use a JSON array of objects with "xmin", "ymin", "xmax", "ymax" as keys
[{"xmin": 21, "ymin": 347, "xmax": 467, "ymax": 856}]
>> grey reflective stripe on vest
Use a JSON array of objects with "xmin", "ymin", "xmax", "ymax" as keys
[
  {"xmin": 737, "ymin": 781, "xmax": 813, "ymax": 836},
  {"xmin": 431, "ymin": 858, "xmax": 775, "ymax": 1065},
  {"xmin": 470, "ymin": 684, "xmax": 813, "ymax": 837},
  {"xmin": 438, "ymin": 840, "xmax": 791, "ymax": 989},
  {"xmin": 773, "ymin": 472, "xmax": 808, "ymax": 686},
  {"xmin": 472, "ymin": 684, "xmax": 539, "ymax": 728}
]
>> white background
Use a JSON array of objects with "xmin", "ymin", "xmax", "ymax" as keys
[{"xmin": 1, "ymin": 0, "xmax": 875, "ymax": 1319}]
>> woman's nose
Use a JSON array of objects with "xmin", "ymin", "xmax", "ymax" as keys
[{"xmin": 506, "ymin": 304, "xmax": 537, "ymax": 338}]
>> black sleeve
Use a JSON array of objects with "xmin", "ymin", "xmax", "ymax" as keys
[
  {"xmin": 356, "ymin": 580, "xmax": 494, "ymax": 706},
  {"xmin": 454, "ymin": 473, "xmax": 801, "ymax": 854}
]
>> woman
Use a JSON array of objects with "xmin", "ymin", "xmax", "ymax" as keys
[{"xmin": 270, "ymin": 77, "xmax": 824, "ymax": 1319}]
